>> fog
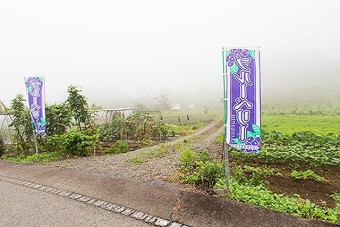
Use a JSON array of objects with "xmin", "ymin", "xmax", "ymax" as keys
[{"xmin": 1, "ymin": 0, "xmax": 339, "ymax": 108}]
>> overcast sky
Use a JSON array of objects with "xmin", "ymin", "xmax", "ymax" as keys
[{"xmin": 1, "ymin": 0, "xmax": 339, "ymax": 107}]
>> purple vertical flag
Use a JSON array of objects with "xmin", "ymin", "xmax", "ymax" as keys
[
  {"xmin": 223, "ymin": 48, "xmax": 261, "ymax": 153},
  {"xmin": 25, "ymin": 77, "xmax": 46, "ymax": 134}
]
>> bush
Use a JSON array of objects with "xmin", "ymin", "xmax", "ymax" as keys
[
  {"xmin": 110, "ymin": 141, "xmax": 129, "ymax": 154},
  {"xmin": 60, "ymin": 130, "xmax": 97, "ymax": 156},
  {"xmin": 0, "ymin": 132, "xmax": 5, "ymax": 158},
  {"xmin": 179, "ymin": 148, "xmax": 225, "ymax": 188},
  {"xmin": 179, "ymin": 148, "xmax": 197, "ymax": 167}
]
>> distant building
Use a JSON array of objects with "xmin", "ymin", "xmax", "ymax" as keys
[
  {"xmin": 170, "ymin": 103, "xmax": 181, "ymax": 111},
  {"xmin": 187, "ymin": 104, "xmax": 195, "ymax": 109}
]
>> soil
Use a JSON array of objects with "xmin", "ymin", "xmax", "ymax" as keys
[{"xmin": 50, "ymin": 121, "xmax": 340, "ymax": 209}]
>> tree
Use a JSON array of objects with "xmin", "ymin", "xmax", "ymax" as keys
[
  {"xmin": 45, "ymin": 103, "xmax": 72, "ymax": 135},
  {"xmin": 134, "ymin": 102, "xmax": 147, "ymax": 111},
  {"xmin": 154, "ymin": 93, "xmax": 170, "ymax": 111},
  {"xmin": 66, "ymin": 85, "xmax": 92, "ymax": 131},
  {"xmin": 9, "ymin": 94, "xmax": 33, "ymax": 155},
  {"xmin": 203, "ymin": 105, "xmax": 210, "ymax": 114}
]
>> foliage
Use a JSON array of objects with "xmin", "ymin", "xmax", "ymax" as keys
[
  {"xmin": 262, "ymin": 114, "xmax": 340, "ymax": 136},
  {"xmin": 98, "ymin": 113, "xmax": 124, "ymax": 142},
  {"xmin": 7, "ymin": 152, "xmax": 63, "ymax": 163},
  {"xmin": 109, "ymin": 141, "xmax": 129, "ymax": 154},
  {"xmin": 98, "ymin": 112, "xmax": 169, "ymax": 142},
  {"xmin": 127, "ymin": 144, "xmax": 168, "ymax": 165},
  {"xmin": 45, "ymin": 103, "xmax": 72, "ymax": 135},
  {"xmin": 66, "ymin": 85, "xmax": 92, "ymax": 130},
  {"xmin": 179, "ymin": 148, "xmax": 225, "ymax": 188},
  {"xmin": 126, "ymin": 156, "xmax": 145, "ymax": 164},
  {"xmin": 179, "ymin": 148, "xmax": 197, "ymax": 167},
  {"xmin": 154, "ymin": 93, "xmax": 170, "ymax": 111},
  {"xmin": 0, "ymin": 131, "xmax": 5, "ymax": 157},
  {"xmin": 230, "ymin": 130, "xmax": 340, "ymax": 168},
  {"xmin": 9, "ymin": 94, "xmax": 33, "ymax": 155},
  {"xmin": 261, "ymin": 131, "xmax": 340, "ymax": 167},
  {"xmin": 331, "ymin": 193, "xmax": 340, "ymax": 210},
  {"xmin": 59, "ymin": 130, "xmax": 97, "ymax": 156},
  {"xmin": 291, "ymin": 170, "xmax": 327, "ymax": 182},
  {"xmin": 215, "ymin": 178, "xmax": 339, "ymax": 224},
  {"xmin": 214, "ymin": 130, "xmax": 224, "ymax": 144}
]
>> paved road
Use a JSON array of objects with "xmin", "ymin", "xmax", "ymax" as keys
[{"xmin": 0, "ymin": 180, "xmax": 150, "ymax": 227}]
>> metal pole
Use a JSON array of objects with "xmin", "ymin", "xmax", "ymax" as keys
[
  {"xmin": 33, "ymin": 131, "xmax": 39, "ymax": 154},
  {"xmin": 224, "ymin": 140, "xmax": 229, "ymax": 188},
  {"xmin": 222, "ymin": 47, "xmax": 229, "ymax": 188}
]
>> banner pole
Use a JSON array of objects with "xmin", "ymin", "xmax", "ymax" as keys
[
  {"xmin": 33, "ymin": 130, "xmax": 39, "ymax": 154},
  {"xmin": 222, "ymin": 48, "xmax": 229, "ymax": 189}
]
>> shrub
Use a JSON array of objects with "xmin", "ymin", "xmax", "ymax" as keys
[
  {"xmin": 0, "ymin": 132, "xmax": 5, "ymax": 158},
  {"xmin": 60, "ymin": 130, "xmax": 97, "ymax": 156},
  {"xmin": 179, "ymin": 148, "xmax": 197, "ymax": 167},
  {"xmin": 110, "ymin": 141, "xmax": 129, "ymax": 154}
]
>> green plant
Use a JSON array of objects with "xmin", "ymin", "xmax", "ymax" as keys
[
  {"xmin": 66, "ymin": 85, "xmax": 92, "ymax": 131},
  {"xmin": 0, "ymin": 131, "xmax": 5, "ymax": 157},
  {"xmin": 45, "ymin": 103, "xmax": 72, "ymax": 135},
  {"xmin": 60, "ymin": 130, "xmax": 97, "ymax": 156},
  {"xmin": 126, "ymin": 156, "xmax": 144, "ymax": 164},
  {"xmin": 179, "ymin": 148, "xmax": 225, "ymax": 188},
  {"xmin": 331, "ymin": 193, "xmax": 340, "ymax": 210},
  {"xmin": 110, "ymin": 141, "xmax": 129, "ymax": 154},
  {"xmin": 9, "ymin": 94, "xmax": 33, "ymax": 156},
  {"xmin": 291, "ymin": 170, "xmax": 327, "ymax": 182},
  {"xmin": 179, "ymin": 148, "xmax": 197, "ymax": 167},
  {"xmin": 214, "ymin": 178, "xmax": 339, "ymax": 224},
  {"xmin": 8, "ymin": 152, "xmax": 63, "ymax": 163}
]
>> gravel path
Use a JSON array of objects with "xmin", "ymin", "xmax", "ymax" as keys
[{"xmin": 50, "ymin": 121, "xmax": 224, "ymax": 189}]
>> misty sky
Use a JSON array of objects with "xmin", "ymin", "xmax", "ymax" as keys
[{"xmin": 1, "ymin": 0, "xmax": 339, "ymax": 107}]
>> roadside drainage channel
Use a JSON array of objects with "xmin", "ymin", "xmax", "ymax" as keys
[{"xmin": 0, "ymin": 175, "xmax": 189, "ymax": 227}]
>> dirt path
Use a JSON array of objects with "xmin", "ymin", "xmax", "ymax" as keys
[{"xmin": 50, "ymin": 121, "xmax": 224, "ymax": 189}]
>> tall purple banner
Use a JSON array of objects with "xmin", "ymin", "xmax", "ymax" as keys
[
  {"xmin": 25, "ymin": 77, "xmax": 46, "ymax": 134},
  {"xmin": 223, "ymin": 48, "xmax": 261, "ymax": 153}
]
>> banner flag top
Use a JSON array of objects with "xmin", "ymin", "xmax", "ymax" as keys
[
  {"xmin": 25, "ymin": 77, "xmax": 46, "ymax": 135},
  {"xmin": 223, "ymin": 48, "xmax": 261, "ymax": 153}
]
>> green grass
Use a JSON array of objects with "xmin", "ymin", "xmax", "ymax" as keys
[
  {"xmin": 158, "ymin": 109, "xmax": 222, "ymax": 125},
  {"xmin": 126, "ymin": 156, "xmax": 145, "ymax": 164},
  {"xmin": 168, "ymin": 123, "xmax": 205, "ymax": 136},
  {"xmin": 7, "ymin": 152, "xmax": 63, "ymax": 163},
  {"xmin": 262, "ymin": 114, "xmax": 340, "ymax": 135},
  {"xmin": 126, "ymin": 144, "xmax": 168, "ymax": 165}
]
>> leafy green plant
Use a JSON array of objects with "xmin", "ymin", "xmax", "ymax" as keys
[
  {"xmin": 60, "ymin": 130, "xmax": 97, "ymax": 156},
  {"xmin": 214, "ymin": 178, "xmax": 339, "ymax": 224},
  {"xmin": 66, "ymin": 85, "xmax": 92, "ymax": 131},
  {"xmin": 231, "ymin": 130, "xmax": 340, "ymax": 168},
  {"xmin": 0, "ymin": 131, "xmax": 5, "ymax": 157},
  {"xmin": 331, "ymin": 193, "xmax": 340, "ymax": 210},
  {"xmin": 45, "ymin": 103, "xmax": 72, "ymax": 135},
  {"xmin": 126, "ymin": 156, "xmax": 145, "ymax": 164},
  {"xmin": 109, "ymin": 141, "xmax": 129, "ymax": 154},
  {"xmin": 9, "ymin": 94, "xmax": 33, "ymax": 156},
  {"xmin": 179, "ymin": 148, "xmax": 197, "ymax": 167},
  {"xmin": 291, "ymin": 170, "xmax": 327, "ymax": 182},
  {"xmin": 179, "ymin": 148, "xmax": 225, "ymax": 188},
  {"xmin": 8, "ymin": 152, "xmax": 63, "ymax": 163}
]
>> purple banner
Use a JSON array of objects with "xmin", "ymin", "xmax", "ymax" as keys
[
  {"xmin": 25, "ymin": 77, "xmax": 46, "ymax": 134},
  {"xmin": 223, "ymin": 48, "xmax": 261, "ymax": 153}
]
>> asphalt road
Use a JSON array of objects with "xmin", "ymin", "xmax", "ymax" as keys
[{"xmin": 0, "ymin": 180, "xmax": 150, "ymax": 227}]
